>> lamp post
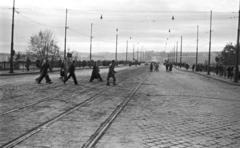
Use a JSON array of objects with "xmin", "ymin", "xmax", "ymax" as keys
[
  {"xmin": 180, "ymin": 36, "xmax": 183, "ymax": 66},
  {"xmin": 196, "ymin": 25, "xmax": 199, "ymax": 71},
  {"xmin": 64, "ymin": 9, "xmax": 68, "ymax": 59},
  {"xmin": 137, "ymin": 43, "xmax": 139, "ymax": 62},
  {"xmin": 133, "ymin": 44, "xmax": 135, "ymax": 60},
  {"xmin": 207, "ymin": 11, "xmax": 212, "ymax": 75},
  {"xmin": 115, "ymin": 28, "xmax": 118, "ymax": 62},
  {"xmin": 126, "ymin": 37, "xmax": 131, "ymax": 64},
  {"xmin": 234, "ymin": 1, "xmax": 240, "ymax": 83},
  {"xmin": 9, "ymin": 0, "xmax": 15, "ymax": 73},
  {"xmin": 176, "ymin": 42, "xmax": 178, "ymax": 63},
  {"xmin": 90, "ymin": 23, "xmax": 93, "ymax": 62}
]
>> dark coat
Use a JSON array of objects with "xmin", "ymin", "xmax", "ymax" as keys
[
  {"xmin": 91, "ymin": 65, "xmax": 99, "ymax": 79},
  {"xmin": 68, "ymin": 63, "xmax": 75, "ymax": 74},
  {"xmin": 40, "ymin": 62, "xmax": 51, "ymax": 74}
]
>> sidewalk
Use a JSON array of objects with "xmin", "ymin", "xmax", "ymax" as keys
[{"xmin": 174, "ymin": 66, "xmax": 240, "ymax": 86}]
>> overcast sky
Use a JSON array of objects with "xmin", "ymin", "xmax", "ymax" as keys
[{"xmin": 0, "ymin": 0, "xmax": 239, "ymax": 54}]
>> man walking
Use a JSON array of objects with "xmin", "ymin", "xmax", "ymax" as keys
[
  {"xmin": 106, "ymin": 60, "xmax": 117, "ymax": 86},
  {"xmin": 63, "ymin": 60, "xmax": 78, "ymax": 85},
  {"xmin": 37, "ymin": 59, "xmax": 52, "ymax": 84}
]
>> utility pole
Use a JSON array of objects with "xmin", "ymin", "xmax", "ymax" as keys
[
  {"xmin": 64, "ymin": 9, "xmax": 68, "ymax": 59},
  {"xmin": 234, "ymin": 2, "xmax": 240, "ymax": 83},
  {"xmin": 207, "ymin": 11, "xmax": 212, "ymax": 75},
  {"xmin": 176, "ymin": 42, "xmax": 178, "ymax": 63},
  {"xmin": 133, "ymin": 44, "xmax": 135, "ymax": 60},
  {"xmin": 173, "ymin": 46, "xmax": 175, "ymax": 63},
  {"xmin": 126, "ymin": 40, "xmax": 128, "ymax": 63},
  {"xmin": 115, "ymin": 28, "xmax": 118, "ymax": 62},
  {"xmin": 180, "ymin": 36, "xmax": 182, "ymax": 65},
  {"xmin": 90, "ymin": 23, "xmax": 93, "ymax": 62},
  {"xmin": 196, "ymin": 25, "xmax": 199, "ymax": 71},
  {"xmin": 9, "ymin": 0, "xmax": 15, "ymax": 73},
  {"xmin": 137, "ymin": 43, "xmax": 139, "ymax": 62}
]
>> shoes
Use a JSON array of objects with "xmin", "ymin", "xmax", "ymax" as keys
[
  {"xmin": 106, "ymin": 83, "xmax": 110, "ymax": 86},
  {"xmin": 75, "ymin": 83, "xmax": 79, "ymax": 85},
  {"xmin": 63, "ymin": 81, "xmax": 66, "ymax": 84},
  {"xmin": 37, "ymin": 82, "xmax": 41, "ymax": 84},
  {"xmin": 47, "ymin": 81, "xmax": 53, "ymax": 84}
]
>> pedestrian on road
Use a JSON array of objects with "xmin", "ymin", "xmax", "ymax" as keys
[
  {"xmin": 192, "ymin": 64, "xmax": 195, "ymax": 71},
  {"xmin": 150, "ymin": 62, "xmax": 153, "ymax": 72},
  {"xmin": 63, "ymin": 60, "xmax": 78, "ymax": 85},
  {"xmin": 37, "ymin": 59, "xmax": 52, "ymax": 84},
  {"xmin": 106, "ymin": 60, "xmax": 117, "ymax": 86},
  {"xmin": 36, "ymin": 58, "xmax": 40, "ymax": 69},
  {"xmin": 25, "ymin": 57, "xmax": 31, "ymax": 71},
  {"xmin": 169, "ymin": 63, "xmax": 173, "ymax": 73},
  {"xmin": 59, "ymin": 60, "xmax": 65, "ymax": 81},
  {"xmin": 90, "ymin": 61, "xmax": 103, "ymax": 82},
  {"xmin": 165, "ymin": 63, "xmax": 169, "ymax": 72}
]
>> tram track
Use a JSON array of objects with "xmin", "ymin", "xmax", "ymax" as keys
[
  {"xmin": 0, "ymin": 67, "xmax": 147, "ymax": 148},
  {"xmin": 82, "ymin": 75, "xmax": 148, "ymax": 148},
  {"xmin": 0, "ymin": 67, "xmax": 137, "ymax": 116}
]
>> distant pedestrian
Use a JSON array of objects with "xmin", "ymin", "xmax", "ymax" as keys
[
  {"xmin": 165, "ymin": 63, "xmax": 169, "ymax": 72},
  {"xmin": 59, "ymin": 60, "xmax": 65, "ymax": 81},
  {"xmin": 90, "ymin": 61, "xmax": 103, "ymax": 82},
  {"xmin": 25, "ymin": 57, "xmax": 31, "ymax": 71},
  {"xmin": 150, "ymin": 62, "xmax": 153, "ymax": 72},
  {"xmin": 106, "ymin": 60, "xmax": 116, "ymax": 86},
  {"xmin": 63, "ymin": 60, "xmax": 78, "ymax": 85},
  {"xmin": 155, "ymin": 63, "xmax": 159, "ymax": 72},
  {"xmin": 50, "ymin": 57, "xmax": 54, "ymax": 71},
  {"xmin": 169, "ymin": 63, "xmax": 173, "ymax": 72},
  {"xmin": 192, "ymin": 64, "xmax": 195, "ymax": 71},
  {"xmin": 36, "ymin": 58, "xmax": 40, "ymax": 69}
]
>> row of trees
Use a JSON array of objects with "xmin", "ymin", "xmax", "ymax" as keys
[{"xmin": 215, "ymin": 42, "xmax": 239, "ymax": 65}]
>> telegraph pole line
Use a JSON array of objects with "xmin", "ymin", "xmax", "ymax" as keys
[
  {"xmin": 9, "ymin": 0, "xmax": 15, "ymax": 73},
  {"xmin": 133, "ymin": 44, "xmax": 135, "ymax": 60},
  {"xmin": 115, "ymin": 28, "xmax": 118, "ymax": 62},
  {"xmin": 196, "ymin": 25, "xmax": 199, "ymax": 71},
  {"xmin": 90, "ymin": 23, "xmax": 93, "ymax": 62},
  {"xmin": 180, "ymin": 36, "xmax": 183, "ymax": 65},
  {"xmin": 234, "ymin": 1, "xmax": 240, "ymax": 83},
  {"xmin": 126, "ymin": 40, "xmax": 128, "ymax": 63},
  {"xmin": 176, "ymin": 42, "xmax": 178, "ymax": 63},
  {"xmin": 64, "ymin": 9, "xmax": 68, "ymax": 59},
  {"xmin": 207, "ymin": 11, "xmax": 212, "ymax": 75}
]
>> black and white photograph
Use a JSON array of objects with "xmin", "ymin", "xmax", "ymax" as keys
[{"xmin": 0, "ymin": 0, "xmax": 240, "ymax": 147}]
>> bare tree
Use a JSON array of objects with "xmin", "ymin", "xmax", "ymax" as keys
[{"xmin": 27, "ymin": 29, "xmax": 60, "ymax": 59}]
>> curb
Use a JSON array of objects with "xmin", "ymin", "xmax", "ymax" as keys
[{"xmin": 174, "ymin": 67, "xmax": 240, "ymax": 86}]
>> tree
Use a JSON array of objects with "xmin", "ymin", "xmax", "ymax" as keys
[
  {"xmin": 27, "ymin": 29, "xmax": 60, "ymax": 59},
  {"xmin": 216, "ymin": 42, "xmax": 237, "ymax": 65}
]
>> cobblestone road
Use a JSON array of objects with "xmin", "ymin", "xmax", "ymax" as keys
[
  {"xmin": 96, "ymin": 66, "xmax": 240, "ymax": 148},
  {"xmin": 1, "ymin": 65, "xmax": 240, "ymax": 148}
]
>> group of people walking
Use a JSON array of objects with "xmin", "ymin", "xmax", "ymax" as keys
[
  {"xmin": 35, "ymin": 59, "xmax": 117, "ymax": 86},
  {"xmin": 215, "ymin": 64, "xmax": 240, "ymax": 80},
  {"xmin": 150, "ymin": 62, "xmax": 159, "ymax": 72}
]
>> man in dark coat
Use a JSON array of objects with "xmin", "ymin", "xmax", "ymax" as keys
[
  {"xmin": 63, "ymin": 60, "xmax": 78, "ymax": 85},
  {"xmin": 150, "ymin": 62, "xmax": 153, "ymax": 72},
  {"xmin": 37, "ymin": 59, "xmax": 52, "ymax": 84},
  {"xmin": 25, "ymin": 57, "xmax": 31, "ymax": 71},
  {"xmin": 106, "ymin": 60, "xmax": 116, "ymax": 86},
  {"xmin": 90, "ymin": 62, "xmax": 103, "ymax": 82}
]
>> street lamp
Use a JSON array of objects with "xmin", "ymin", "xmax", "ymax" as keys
[
  {"xmin": 234, "ymin": 1, "xmax": 240, "ymax": 83},
  {"xmin": 207, "ymin": 11, "xmax": 212, "ymax": 75},
  {"xmin": 115, "ymin": 28, "xmax": 118, "ymax": 62},
  {"xmin": 9, "ymin": 0, "xmax": 16, "ymax": 73},
  {"xmin": 126, "ymin": 37, "xmax": 131, "ymax": 64}
]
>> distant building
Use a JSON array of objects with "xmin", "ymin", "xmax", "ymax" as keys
[{"xmin": 0, "ymin": 53, "xmax": 10, "ymax": 62}]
